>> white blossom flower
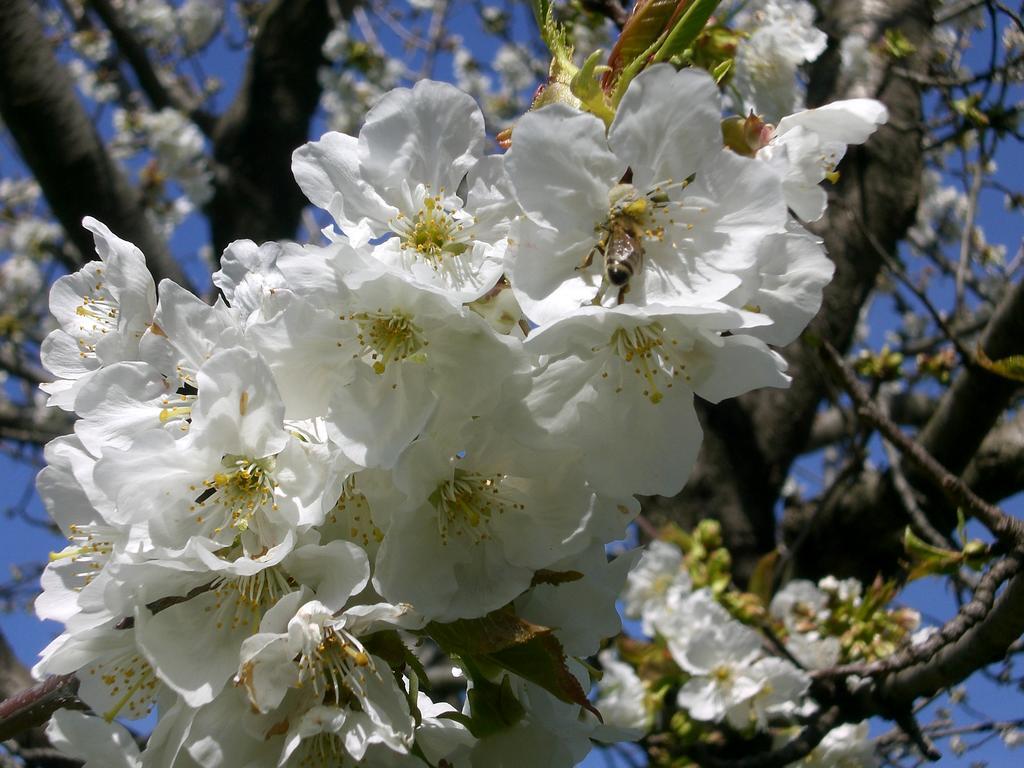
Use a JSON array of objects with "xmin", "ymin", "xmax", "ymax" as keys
[
  {"xmin": 1003, "ymin": 727, "xmax": 1024, "ymax": 749},
  {"xmin": 819, "ymin": 575, "xmax": 863, "ymax": 603},
  {"xmin": 733, "ymin": 0, "xmax": 828, "ymax": 122},
  {"xmin": 722, "ymin": 224, "xmax": 835, "ymax": 346},
  {"xmin": 46, "ymin": 710, "xmax": 142, "ymax": 768},
  {"xmin": 506, "ymin": 65, "xmax": 787, "ymax": 325},
  {"xmin": 409, "ymin": 692, "xmax": 476, "ymax": 766},
  {"xmin": 0, "ymin": 253, "xmax": 43, "ymax": 306},
  {"xmin": 35, "ymin": 622, "xmax": 162, "ymax": 721},
  {"xmin": 594, "ymin": 649, "xmax": 651, "ymax": 739},
  {"xmin": 93, "ymin": 347, "xmax": 327, "ymax": 557},
  {"xmin": 238, "ymin": 599, "xmax": 415, "ymax": 762},
  {"xmin": 249, "ymin": 271, "xmax": 526, "ymax": 468},
  {"xmin": 799, "ymin": 721, "xmax": 876, "ymax": 767},
  {"xmin": 293, "ymin": 80, "xmax": 512, "ymax": 303},
  {"xmin": 371, "ymin": 422, "xmax": 593, "ymax": 620},
  {"xmin": 130, "ymin": 539, "xmax": 369, "ymax": 707},
  {"xmin": 178, "ymin": 0, "xmax": 223, "ymax": 51},
  {"xmin": 621, "ymin": 539, "xmax": 693, "ymax": 635},
  {"xmin": 468, "ymin": 665, "xmax": 598, "ymax": 768},
  {"xmin": 674, "ymin": 620, "xmax": 764, "ymax": 726},
  {"xmin": 516, "ymin": 542, "xmax": 640, "ymax": 657},
  {"xmin": 656, "ymin": 589, "xmax": 739, "ymax": 671},
  {"xmin": 770, "ymin": 579, "xmax": 829, "ymax": 628},
  {"xmin": 40, "ymin": 218, "xmax": 156, "ymax": 409},
  {"xmin": 525, "ymin": 304, "xmax": 787, "ymax": 497},
  {"xmin": 759, "ymin": 99, "xmax": 889, "ymax": 222},
  {"xmin": 138, "ymin": 108, "xmax": 213, "ymax": 204},
  {"xmin": 35, "ymin": 435, "xmax": 126, "ymax": 631}
]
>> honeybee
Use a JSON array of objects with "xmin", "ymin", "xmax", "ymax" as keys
[
  {"xmin": 580, "ymin": 184, "xmax": 652, "ymax": 305},
  {"xmin": 602, "ymin": 203, "xmax": 647, "ymax": 302}
]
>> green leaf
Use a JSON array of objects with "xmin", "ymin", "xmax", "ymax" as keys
[
  {"xmin": 604, "ymin": 0, "xmax": 690, "ymax": 89},
  {"xmin": 952, "ymin": 94, "xmax": 990, "ymax": 127},
  {"xmin": 463, "ymin": 674, "xmax": 526, "ymax": 737},
  {"xmin": 711, "ymin": 57, "xmax": 732, "ymax": 83},
  {"xmin": 531, "ymin": 1, "xmax": 576, "ymax": 86},
  {"xmin": 976, "ymin": 345, "xmax": 1024, "ymax": 382},
  {"xmin": 747, "ymin": 549, "xmax": 779, "ymax": 605},
  {"xmin": 903, "ymin": 526, "xmax": 964, "ymax": 580},
  {"xmin": 427, "ymin": 609, "xmax": 600, "ymax": 719},
  {"xmin": 428, "ymin": 609, "xmax": 545, "ymax": 655},
  {"xmin": 530, "ymin": 0, "xmax": 551, "ymax": 37},
  {"xmin": 903, "ymin": 525, "xmax": 992, "ymax": 581},
  {"xmin": 650, "ymin": 0, "xmax": 722, "ymax": 65},
  {"xmin": 570, "ymin": 50, "xmax": 616, "ymax": 125},
  {"xmin": 882, "ymin": 28, "xmax": 917, "ymax": 59}
]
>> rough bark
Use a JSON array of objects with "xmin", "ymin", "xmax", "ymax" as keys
[
  {"xmin": 206, "ymin": 0, "xmax": 356, "ymax": 256},
  {"xmin": 963, "ymin": 410, "xmax": 1024, "ymax": 504},
  {"xmin": 0, "ymin": 631, "xmax": 65, "ymax": 762}
]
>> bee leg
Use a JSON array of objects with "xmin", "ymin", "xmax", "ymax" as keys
[
  {"xmin": 591, "ymin": 281, "xmax": 607, "ymax": 306},
  {"xmin": 577, "ymin": 239, "xmax": 605, "ymax": 272},
  {"xmin": 615, "ymin": 282, "xmax": 630, "ymax": 305}
]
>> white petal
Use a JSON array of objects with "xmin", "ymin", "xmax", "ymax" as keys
[
  {"xmin": 609, "ymin": 65, "xmax": 723, "ymax": 190},
  {"xmin": 776, "ymin": 98, "xmax": 889, "ymax": 146},
  {"xmin": 292, "ymin": 131, "xmax": 396, "ymax": 233},
  {"xmin": 191, "ymin": 347, "xmax": 287, "ymax": 458},
  {"xmin": 359, "ymin": 80, "xmax": 485, "ymax": 196},
  {"xmin": 506, "ymin": 104, "xmax": 623, "ymax": 236}
]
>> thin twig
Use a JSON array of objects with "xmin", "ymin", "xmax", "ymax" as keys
[
  {"xmin": 878, "ymin": 386, "xmax": 957, "ymax": 550},
  {"xmin": 820, "ymin": 341, "xmax": 1024, "ymax": 548},
  {"xmin": 0, "ymin": 675, "xmax": 83, "ymax": 743},
  {"xmin": 955, "ymin": 160, "xmax": 985, "ymax": 313}
]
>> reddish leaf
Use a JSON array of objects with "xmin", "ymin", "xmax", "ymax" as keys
[{"xmin": 604, "ymin": 0, "xmax": 692, "ymax": 89}]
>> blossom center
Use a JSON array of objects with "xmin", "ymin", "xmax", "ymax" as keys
[
  {"xmin": 346, "ymin": 310, "xmax": 427, "ymax": 374},
  {"xmin": 158, "ymin": 386, "xmax": 195, "ymax": 427},
  {"xmin": 428, "ymin": 467, "xmax": 522, "ymax": 545},
  {"xmin": 293, "ymin": 731, "xmax": 349, "ymax": 768},
  {"xmin": 72, "ymin": 274, "xmax": 119, "ymax": 357},
  {"xmin": 391, "ymin": 194, "xmax": 471, "ymax": 265},
  {"xmin": 712, "ymin": 664, "xmax": 734, "ymax": 684},
  {"xmin": 603, "ymin": 323, "xmax": 698, "ymax": 404},
  {"xmin": 192, "ymin": 454, "xmax": 278, "ymax": 537},
  {"xmin": 207, "ymin": 567, "xmax": 294, "ymax": 635},
  {"xmin": 92, "ymin": 653, "xmax": 158, "ymax": 721},
  {"xmin": 297, "ymin": 626, "xmax": 372, "ymax": 705},
  {"xmin": 51, "ymin": 522, "xmax": 114, "ymax": 576},
  {"xmin": 327, "ymin": 476, "xmax": 383, "ymax": 549}
]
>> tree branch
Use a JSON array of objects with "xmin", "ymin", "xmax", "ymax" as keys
[
  {"xmin": 206, "ymin": 0, "xmax": 357, "ymax": 256},
  {"xmin": 0, "ymin": 632, "xmax": 73, "ymax": 764},
  {"xmin": 863, "ymin": 554, "xmax": 1024, "ymax": 711},
  {"xmin": 87, "ymin": 0, "xmax": 213, "ymax": 132},
  {"xmin": 916, "ymin": 277, "xmax": 1024, "ymax": 503},
  {"xmin": 962, "ymin": 409, "xmax": 1024, "ymax": 504},
  {"xmin": 806, "ymin": 391, "xmax": 936, "ymax": 451},
  {"xmin": 0, "ymin": 0, "xmax": 192, "ymax": 290},
  {"xmin": 789, "ymin": 276, "xmax": 1024, "ymax": 581},
  {"xmin": 820, "ymin": 341, "xmax": 1024, "ymax": 547}
]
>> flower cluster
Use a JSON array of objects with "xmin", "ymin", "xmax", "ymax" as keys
[
  {"xmin": 596, "ymin": 524, "xmax": 920, "ymax": 765},
  {"xmin": 35, "ymin": 60, "xmax": 884, "ymax": 767}
]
